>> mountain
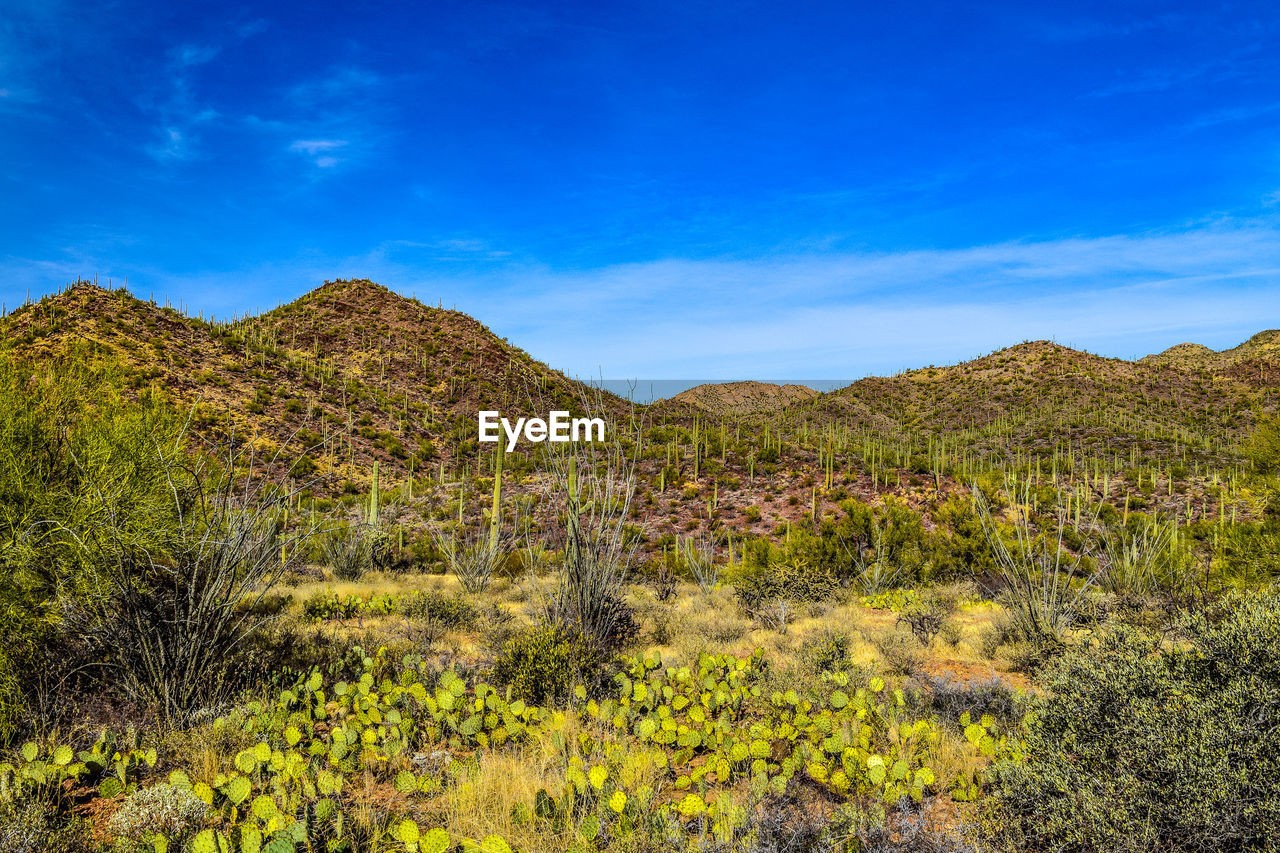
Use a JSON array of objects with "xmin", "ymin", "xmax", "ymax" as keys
[
  {"xmin": 670, "ymin": 381, "xmax": 819, "ymax": 416},
  {"xmin": 778, "ymin": 338, "xmax": 1280, "ymax": 467},
  {"xmin": 4, "ymin": 282, "xmax": 1278, "ymax": 541},
  {"xmin": 1141, "ymin": 330, "xmax": 1280, "ymax": 370},
  {"xmin": 0, "ymin": 279, "xmax": 622, "ymax": 485}
]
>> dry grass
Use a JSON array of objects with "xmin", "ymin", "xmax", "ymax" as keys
[
  {"xmin": 278, "ymin": 572, "xmax": 1021, "ymax": 682},
  {"xmin": 247, "ymin": 568, "xmax": 1030, "ymax": 848}
]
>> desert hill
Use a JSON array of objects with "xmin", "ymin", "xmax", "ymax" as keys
[
  {"xmin": 760, "ymin": 339, "xmax": 1280, "ymax": 469},
  {"xmin": 669, "ymin": 381, "xmax": 819, "ymax": 416},
  {"xmin": 1141, "ymin": 330, "xmax": 1280, "ymax": 370},
  {"xmin": 0, "ymin": 279, "xmax": 623, "ymax": 486},
  {"xmin": 4, "ymin": 282, "xmax": 1278, "ymax": 531}
]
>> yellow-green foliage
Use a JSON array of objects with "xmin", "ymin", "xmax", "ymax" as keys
[
  {"xmin": 301, "ymin": 590, "xmax": 398, "ymax": 622},
  {"xmin": 491, "ymin": 624, "xmax": 591, "ymax": 706},
  {"xmin": 0, "ymin": 355, "xmax": 189, "ymax": 740},
  {"xmin": 0, "ymin": 645, "xmax": 23, "ymax": 746},
  {"xmin": 0, "ymin": 644, "xmax": 957, "ymax": 852},
  {"xmin": 1244, "ymin": 414, "xmax": 1280, "ymax": 473}
]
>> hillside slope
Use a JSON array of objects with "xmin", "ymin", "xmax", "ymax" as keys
[
  {"xmin": 670, "ymin": 381, "xmax": 819, "ymax": 416},
  {"xmin": 0, "ymin": 279, "xmax": 622, "ymax": 485},
  {"xmin": 1142, "ymin": 330, "xmax": 1280, "ymax": 370},
  {"xmin": 783, "ymin": 339, "xmax": 1280, "ymax": 466}
]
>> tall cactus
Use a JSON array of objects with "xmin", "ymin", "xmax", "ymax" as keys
[
  {"xmin": 368, "ymin": 461, "xmax": 380, "ymax": 526},
  {"xmin": 489, "ymin": 444, "xmax": 504, "ymax": 552}
]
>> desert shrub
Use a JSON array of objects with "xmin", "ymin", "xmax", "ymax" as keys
[
  {"xmin": 678, "ymin": 533, "xmax": 719, "ymax": 592},
  {"xmin": 11, "ymin": 400, "xmax": 320, "ymax": 729},
  {"xmin": 0, "ymin": 801, "xmax": 92, "ymax": 853},
  {"xmin": 239, "ymin": 591, "xmax": 293, "ymax": 619},
  {"xmin": 938, "ymin": 620, "xmax": 963, "ymax": 647},
  {"xmin": 64, "ymin": 476, "xmax": 314, "ymax": 723},
  {"xmin": 647, "ymin": 608, "xmax": 677, "ymax": 645},
  {"xmin": 746, "ymin": 787, "xmax": 835, "ymax": 853},
  {"xmin": 321, "ymin": 525, "xmax": 374, "ymax": 581},
  {"xmin": 433, "ymin": 523, "xmax": 510, "ymax": 594},
  {"xmin": 755, "ymin": 598, "xmax": 794, "ymax": 634},
  {"xmin": 974, "ymin": 610, "xmax": 1048, "ymax": 672},
  {"xmin": 490, "ymin": 622, "xmax": 601, "ymax": 706},
  {"xmin": 234, "ymin": 622, "xmax": 357, "ymax": 689},
  {"xmin": 929, "ymin": 495, "xmax": 998, "ymax": 581},
  {"xmin": 988, "ymin": 592, "xmax": 1280, "ymax": 852},
  {"xmin": 548, "ymin": 585, "xmax": 640, "ymax": 652},
  {"xmin": 896, "ymin": 591, "xmax": 957, "ymax": 646},
  {"xmin": 699, "ymin": 613, "xmax": 750, "ymax": 645},
  {"xmin": 107, "ymin": 783, "xmax": 207, "ymax": 847},
  {"xmin": 399, "ymin": 589, "xmax": 480, "ymax": 629},
  {"xmin": 976, "ymin": 611, "xmax": 1021, "ymax": 660},
  {"xmin": 1244, "ymin": 413, "xmax": 1280, "ymax": 473},
  {"xmin": 731, "ymin": 557, "xmax": 842, "ymax": 614},
  {"xmin": 799, "ymin": 629, "xmax": 852, "ymax": 673},
  {"xmin": 0, "ymin": 357, "xmax": 191, "ymax": 734},
  {"xmin": 1213, "ymin": 520, "xmax": 1280, "ymax": 587},
  {"xmin": 830, "ymin": 496, "xmax": 931, "ymax": 584},
  {"xmin": 907, "ymin": 673, "xmax": 1019, "ymax": 727},
  {"xmin": 368, "ymin": 528, "xmax": 415, "ymax": 574},
  {"xmin": 866, "ymin": 628, "xmax": 923, "ymax": 676},
  {"xmin": 543, "ymin": 423, "xmax": 642, "ymax": 653},
  {"xmin": 1100, "ymin": 513, "xmax": 1193, "ymax": 598},
  {"xmin": 646, "ymin": 562, "xmax": 678, "ymax": 602},
  {"xmin": 973, "ymin": 482, "xmax": 1100, "ymax": 649}
]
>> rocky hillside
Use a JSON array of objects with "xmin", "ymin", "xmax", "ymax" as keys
[
  {"xmin": 0, "ymin": 279, "xmax": 623, "ymax": 487},
  {"xmin": 670, "ymin": 381, "xmax": 819, "ymax": 416},
  {"xmin": 1142, "ymin": 330, "xmax": 1280, "ymax": 372},
  {"xmin": 774, "ymin": 338, "xmax": 1280, "ymax": 467}
]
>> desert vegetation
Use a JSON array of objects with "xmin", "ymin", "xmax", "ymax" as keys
[{"xmin": 0, "ymin": 281, "xmax": 1278, "ymax": 851}]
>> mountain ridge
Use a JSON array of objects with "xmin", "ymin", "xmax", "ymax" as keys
[
  {"xmin": 3, "ymin": 281, "xmax": 1277, "ymax": 497},
  {"xmin": 0, "ymin": 279, "xmax": 624, "ymax": 487}
]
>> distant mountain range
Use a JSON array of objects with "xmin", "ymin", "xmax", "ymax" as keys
[{"xmin": 3, "ymin": 280, "xmax": 1277, "ymax": 503}]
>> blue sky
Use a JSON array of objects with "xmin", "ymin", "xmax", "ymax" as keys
[{"xmin": 3, "ymin": 0, "xmax": 1279, "ymax": 379}]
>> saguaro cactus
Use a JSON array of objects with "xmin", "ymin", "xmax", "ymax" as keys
[
  {"xmin": 489, "ymin": 443, "xmax": 504, "ymax": 552},
  {"xmin": 368, "ymin": 462, "xmax": 380, "ymax": 526}
]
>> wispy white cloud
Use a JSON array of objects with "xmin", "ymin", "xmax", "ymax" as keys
[
  {"xmin": 251, "ymin": 67, "xmax": 387, "ymax": 173},
  {"xmin": 140, "ymin": 24, "xmax": 266, "ymax": 163},
  {"xmin": 0, "ymin": 84, "xmax": 39, "ymax": 112},
  {"xmin": 173, "ymin": 44, "xmax": 220, "ymax": 67},
  {"xmin": 370, "ymin": 223, "xmax": 1280, "ymax": 377},
  {"xmin": 288, "ymin": 138, "xmax": 349, "ymax": 167},
  {"xmin": 289, "ymin": 67, "xmax": 382, "ymax": 106},
  {"xmin": 140, "ymin": 43, "xmax": 226, "ymax": 162},
  {"xmin": 7, "ymin": 222, "xmax": 1279, "ymax": 379}
]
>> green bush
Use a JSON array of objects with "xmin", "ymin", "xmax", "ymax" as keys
[
  {"xmin": 730, "ymin": 556, "xmax": 843, "ymax": 613},
  {"xmin": 491, "ymin": 623, "xmax": 595, "ymax": 706},
  {"xmin": 798, "ymin": 630, "xmax": 851, "ymax": 673},
  {"xmin": 399, "ymin": 589, "xmax": 480, "ymax": 629},
  {"xmin": 1245, "ymin": 414, "xmax": 1280, "ymax": 474},
  {"xmin": 988, "ymin": 592, "xmax": 1280, "ymax": 852},
  {"xmin": 321, "ymin": 526, "xmax": 373, "ymax": 581},
  {"xmin": 0, "ymin": 356, "xmax": 194, "ymax": 733}
]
